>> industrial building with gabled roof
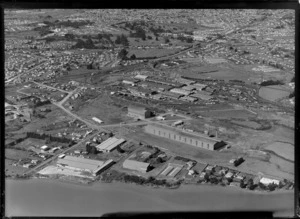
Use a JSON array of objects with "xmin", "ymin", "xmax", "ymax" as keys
[
  {"xmin": 134, "ymin": 74, "xmax": 148, "ymax": 80},
  {"xmin": 56, "ymin": 155, "xmax": 114, "ymax": 176},
  {"xmin": 96, "ymin": 137, "xmax": 126, "ymax": 152},
  {"xmin": 144, "ymin": 124, "xmax": 226, "ymax": 151},
  {"xmin": 128, "ymin": 105, "xmax": 152, "ymax": 119},
  {"xmin": 122, "ymin": 159, "xmax": 150, "ymax": 173}
]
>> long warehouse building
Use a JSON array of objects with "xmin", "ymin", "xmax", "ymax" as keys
[
  {"xmin": 144, "ymin": 124, "xmax": 226, "ymax": 151},
  {"xmin": 96, "ymin": 137, "xmax": 126, "ymax": 152},
  {"xmin": 57, "ymin": 156, "xmax": 114, "ymax": 176}
]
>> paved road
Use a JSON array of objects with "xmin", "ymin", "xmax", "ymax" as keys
[{"xmin": 32, "ymin": 81, "xmax": 70, "ymax": 94}]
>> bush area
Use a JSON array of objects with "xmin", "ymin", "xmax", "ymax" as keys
[
  {"xmin": 260, "ymin": 80, "xmax": 284, "ymax": 86},
  {"xmin": 101, "ymin": 170, "xmax": 182, "ymax": 188}
]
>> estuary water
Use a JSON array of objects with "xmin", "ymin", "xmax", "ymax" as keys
[{"xmin": 5, "ymin": 179, "xmax": 294, "ymax": 217}]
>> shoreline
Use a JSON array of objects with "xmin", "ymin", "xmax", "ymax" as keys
[{"xmin": 5, "ymin": 175, "xmax": 293, "ymax": 195}]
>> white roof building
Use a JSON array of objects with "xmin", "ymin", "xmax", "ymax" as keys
[
  {"xmin": 41, "ymin": 145, "xmax": 49, "ymax": 150},
  {"xmin": 170, "ymin": 88, "xmax": 191, "ymax": 96},
  {"xmin": 259, "ymin": 177, "xmax": 280, "ymax": 185},
  {"xmin": 134, "ymin": 75, "xmax": 148, "ymax": 80},
  {"xmin": 96, "ymin": 137, "xmax": 126, "ymax": 152}
]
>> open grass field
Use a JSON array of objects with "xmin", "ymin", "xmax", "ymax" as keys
[
  {"xmin": 230, "ymin": 120, "xmax": 261, "ymax": 129},
  {"xmin": 259, "ymin": 86, "xmax": 290, "ymax": 102},
  {"xmin": 264, "ymin": 142, "xmax": 294, "ymax": 162},
  {"xmin": 76, "ymin": 94, "xmax": 131, "ymax": 125},
  {"xmin": 198, "ymin": 109, "xmax": 255, "ymax": 119}
]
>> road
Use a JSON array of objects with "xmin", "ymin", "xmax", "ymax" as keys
[
  {"xmin": 24, "ymin": 130, "xmax": 103, "ymax": 175},
  {"xmin": 32, "ymin": 81, "xmax": 70, "ymax": 94},
  {"xmin": 5, "ymin": 60, "xmax": 48, "ymax": 83}
]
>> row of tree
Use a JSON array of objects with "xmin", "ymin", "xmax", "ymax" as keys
[
  {"xmin": 260, "ymin": 80, "xmax": 284, "ymax": 86},
  {"xmin": 26, "ymin": 132, "xmax": 75, "ymax": 145}
]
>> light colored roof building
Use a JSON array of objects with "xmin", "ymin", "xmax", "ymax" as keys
[
  {"xmin": 57, "ymin": 156, "xmax": 114, "ymax": 176},
  {"xmin": 180, "ymin": 96, "xmax": 197, "ymax": 102},
  {"xmin": 145, "ymin": 124, "xmax": 225, "ymax": 151},
  {"xmin": 260, "ymin": 177, "xmax": 280, "ymax": 185},
  {"xmin": 134, "ymin": 74, "xmax": 148, "ymax": 80},
  {"xmin": 170, "ymin": 88, "xmax": 191, "ymax": 96},
  {"xmin": 123, "ymin": 159, "xmax": 150, "ymax": 173},
  {"xmin": 190, "ymin": 92, "xmax": 213, "ymax": 101},
  {"xmin": 96, "ymin": 137, "xmax": 126, "ymax": 152},
  {"xmin": 161, "ymin": 91, "xmax": 183, "ymax": 99},
  {"xmin": 182, "ymin": 85, "xmax": 196, "ymax": 91}
]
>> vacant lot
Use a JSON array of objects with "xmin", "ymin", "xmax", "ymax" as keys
[
  {"xmin": 76, "ymin": 94, "xmax": 131, "ymax": 125},
  {"xmin": 264, "ymin": 142, "xmax": 294, "ymax": 162}
]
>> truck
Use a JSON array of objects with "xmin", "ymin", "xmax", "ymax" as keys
[{"xmin": 92, "ymin": 117, "xmax": 103, "ymax": 124}]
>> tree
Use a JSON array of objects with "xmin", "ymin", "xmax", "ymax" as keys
[
  {"xmin": 186, "ymin": 38, "xmax": 193, "ymax": 43},
  {"xmin": 130, "ymin": 54, "xmax": 136, "ymax": 60},
  {"xmin": 118, "ymin": 49, "xmax": 128, "ymax": 60},
  {"xmin": 268, "ymin": 183, "xmax": 277, "ymax": 191},
  {"xmin": 90, "ymin": 146, "xmax": 97, "ymax": 154},
  {"xmin": 164, "ymin": 38, "xmax": 170, "ymax": 43},
  {"xmin": 87, "ymin": 63, "xmax": 93, "ymax": 69},
  {"xmin": 147, "ymin": 35, "xmax": 152, "ymax": 40},
  {"xmin": 156, "ymin": 37, "xmax": 159, "ymax": 41}
]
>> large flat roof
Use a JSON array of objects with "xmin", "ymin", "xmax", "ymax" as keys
[
  {"xmin": 57, "ymin": 156, "xmax": 104, "ymax": 171},
  {"xmin": 145, "ymin": 124, "xmax": 221, "ymax": 144},
  {"xmin": 96, "ymin": 137, "xmax": 126, "ymax": 151}
]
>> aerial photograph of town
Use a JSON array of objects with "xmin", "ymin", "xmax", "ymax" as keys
[{"xmin": 4, "ymin": 9, "xmax": 295, "ymax": 217}]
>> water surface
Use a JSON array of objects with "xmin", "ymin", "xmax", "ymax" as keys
[{"xmin": 5, "ymin": 179, "xmax": 294, "ymax": 217}]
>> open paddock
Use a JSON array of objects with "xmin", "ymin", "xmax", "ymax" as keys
[
  {"xmin": 198, "ymin": 109, "xmax": 255, "ymax": 119},
  {"xmin": 230, "ymin": 120, "xmax": 261, "ymax": 129},
  {"xmin": 264, "ymin": 142, "xmax": 294, "ymax": 162}
]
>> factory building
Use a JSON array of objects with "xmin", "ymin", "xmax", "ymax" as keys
[
  {"xmin": 160, "ymin": 163, "xmax": 183, "ymax": 177},
  {"xmin": 169, "ymin": 88, "xmax": 191, "ymax": 96},
  {"xmin": 190, "ymin": 92, "xmax": 213, "ymax": 101},
  {"xmin": 57, "ymin": 156, "xmax": 114, "ymax": 176},
  {"xmin": 134, "ymin": 74, "xmax": 148, "ymax": 80},
  {"xmin": 144, "ymin": 124, "xmax": 226, "ymax": 151},
  {"xmin": 123, "ymin": 159, "xmax": 150, "ymax": 173},
  {"xmin": 127, "ymin": 105, "xmax": 151, "ymax": 119},
  {"xmin": 161, "ymin": 91, "xmax": 183, "ymax": 100},
  {"xmin": 96, "ymin": 137, "xmax": 126, "ymax": 153}
]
